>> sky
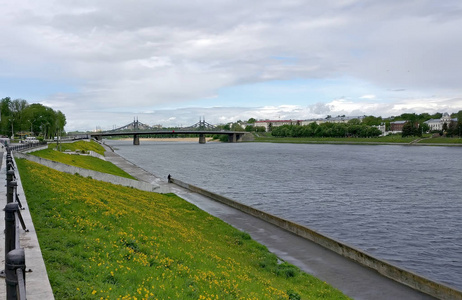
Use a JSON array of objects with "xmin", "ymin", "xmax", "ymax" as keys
[{"xmin": 1, "ymin": 0, "xmax": 462, "ymax": 132}]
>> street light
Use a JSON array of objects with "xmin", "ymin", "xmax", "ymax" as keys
[
  {"xmin": 10, "ymin": 117, "xmax": 14, "ymax": 140},
  {"xmin": 41, "ymin": 122, "xmax": 49, "ymax": 139},
  {"xmin": 28, "ymin": 120, "xmax": 33, "ymax": 136}
]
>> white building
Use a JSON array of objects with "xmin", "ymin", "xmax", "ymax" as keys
[
  {"xmin": 254, "ymin": 116, "xmax": 365, "ymax": 132},
  {"xmin": 374, "ymin": 124, "xmax": 387, "ymax": 136},
  {"xmin": 424, "ymin": 113, "xmax": 458, "ymax": 131},
  {"xmin": 254, "ymin": 120, "xmax": 302, "ymax": 132}
]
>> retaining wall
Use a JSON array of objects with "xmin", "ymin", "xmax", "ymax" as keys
[
  {"xmin": 13, "ymin": 152, "xmax": 164, "ymax": 193},
  {"xmin": 171, "ymin": 178, "xmax": 462, "ymax": 300}
]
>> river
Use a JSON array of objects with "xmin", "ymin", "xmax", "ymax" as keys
[{"xmin": 105, "ymin": 140, "xmax": 462, "ymax": 290}]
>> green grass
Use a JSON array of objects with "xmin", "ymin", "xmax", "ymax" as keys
[
  {"xmin": 418, "ymin": 137, "xmax": 462, "ymax": 144},
  {"xmin": 53, "ymin": 140, "xmax": 106, "ymax": 155},
  {"xmin": 17, "ymin": 159, "xmax": 350, "ymax": 300},
  {"xmin": 31, "ymin": 148, "xmax": 136, "ymax": 180},
  {"xmin": 253, "ymin": 135, "xmax": 417, "ymax": 144}
]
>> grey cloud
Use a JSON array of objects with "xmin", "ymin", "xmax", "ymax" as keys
[
  {"xmin": 309, "ymin": 102, "xmax": 333, "ymax": 115},
  {"xmin": 2, "ymin": 0, "xmax": 462, "ymax": 131},
  {"xmin": 62, "ymin": 97, "xmax": 462, "ymax": 131}
]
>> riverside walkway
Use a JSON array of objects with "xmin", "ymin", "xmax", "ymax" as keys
[{"xmin": 100, "ymin": 143, "xmax": 435, "ymax": 300}]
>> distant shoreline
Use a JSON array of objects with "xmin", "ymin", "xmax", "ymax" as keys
[{"xmin": 108, "ymin": 136, "xmax": 462, "ymax": 146}]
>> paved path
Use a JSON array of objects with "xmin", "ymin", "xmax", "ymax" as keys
[{"xmin": 101, "ymin": 143, "xmax": 435, "ymax": 300}]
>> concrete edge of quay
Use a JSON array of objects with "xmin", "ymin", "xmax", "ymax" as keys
[
  {"xmin": 171, "ymin": 177, "xmax": 462, "ymax": 300},
  {"xmin": 0, "ymin": 149, "xmax": 55, "ymax": 299}
]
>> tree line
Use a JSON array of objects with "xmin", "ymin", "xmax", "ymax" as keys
[
  {"xmin": 271, "ymin": 122, "xmax": 382, "ymax": 138},
  {"xmin": 240, "ymin": 112, "xmax": 462, "ymax": 138},
  {"xmin": 1, "ymin": 97, "xmax": 66, "ymax": 139}
]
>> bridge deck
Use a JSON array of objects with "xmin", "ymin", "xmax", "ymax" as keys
[
  {"xmin": 91, "ymin": 130, "xmax": 245, "ymax": 136},
  {"xmin": 90, "ymin": 130, "xmax": 246, "ymax": 144}
]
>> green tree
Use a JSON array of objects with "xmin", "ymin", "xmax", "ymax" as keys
[
  {"xmin": 418, "ymin": 113, "xmax": 431, "ymax": 121},
  {"xmin": 402, "ymin": 121, "xmax": 421, "ymax": 137},
  {"xmin": 255, "ymin": 126, "xmax": 266, "ymax": 132},
  {"xmin": 401, "ymin": 122, "xmax": 414, "ymax": 137},
  {"xmin": 398, "ymin": 113, "xmax": 418, "ymax": 122},
  {"xmin": 442, "ymin": 122, "xmax": 448, "ymax": 132},
  {"xmin": 431, "ymin": 112, "xmax": 443, "ymax": 119},
  {"xmin": 0, "ymin": 97, "xmax": 66, "ymax": 138},
  {"xmin": 348, "ymin": 118, "xmax": 361, "ymax": 125},
  {"xmin": 420, "ymin": 122, "xmax": 430, "ymax": 133},
  {"xmin": 362, "ymin": 116, "xmax": 382, "ymax": 126},
  {"xmin": 457, "ymin": 110, "xmax": 462, "ymax": 137},
  {"xmin": 1, "ymin": 97, "xmax": 12, "ymax": 136},
  {"xmin": 230, "ymin": 122, "xmax": 244, "ymax": 131},
  {"xmin": 447, "ymin": 121, "xmax": 457, "ymax": 137}
]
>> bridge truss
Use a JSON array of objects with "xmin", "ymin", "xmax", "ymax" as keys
[
  {"xmin": 106, "ymin": 118, "xmax": 157, "ymax": 132},
  {"xmin": 181, "ymin": 118, "xmax": 216, "ymax": 131},
  {"xmin": 93, "ymin": 117, "xmax": 244, "ymax": 145},
  {"xmin": 104, "ymin": 117, "xmax": 216, "ymax": 133}
]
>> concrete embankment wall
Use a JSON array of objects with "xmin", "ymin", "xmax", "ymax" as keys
[
  {"xmin": 13, "ymin": 152, "xmax": 163, "ymax": 193},
  {"xmin": 171, "ymin": 178, "xmax": 462, "ymax": 300}
]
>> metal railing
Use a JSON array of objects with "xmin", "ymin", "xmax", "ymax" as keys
[
  {"xmin": 8, "ymin": 141, "xmax": 47, "ymax": 152},
  {"xmin": 2, "ymin": 148, "xmax": 27, "ymax": 300}
]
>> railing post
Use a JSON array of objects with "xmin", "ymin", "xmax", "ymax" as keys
[
  {"xmin": 7, "ymin": 181, "xmax": 17, "ymax": 204},
  {"xmin": 6, "ymin": 170, "xmax": 15, "ymax": 183},
  {"xmin": 5, "ymin": 248, "xmax": 26, "ymax": 300},
  {"xmin": 6, "ymin": 153, "xmax": 13, "ymax": 169},
  {"xmin": 4, "ymin": 203, "xmax": 20, "ymax": 259}
]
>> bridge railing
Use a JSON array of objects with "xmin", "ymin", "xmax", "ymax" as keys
[
  {"xmin": 101, "ymin": 128, "xmax": 221, "ymax": 134},
  {"xmin": 2, "ymin": 148, "xmax": 28, "ymax": 300}
]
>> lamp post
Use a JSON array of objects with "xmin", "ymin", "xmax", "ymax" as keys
[
  {"xmin": 28, "ymin": 120, "xmax": 33, "ymax": 136},
  {"xmin": 10, "ymin": 118, "xmax": 14, "ymax": 140},
  {"xmin": 41, "ymin": 122, "xmax": 49, "ymax": 139}
]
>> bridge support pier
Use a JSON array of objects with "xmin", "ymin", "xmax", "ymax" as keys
[
  {"xmin": 199, "ymin": 134, "xmax": 206, "ymax": 144},
  {"xmin": 133, "ymin": 135, "xmax": 140, "ymax": 145},
  {"xmin": 228, "ymin": 133, "xmax": 237, "ymax": 143}
]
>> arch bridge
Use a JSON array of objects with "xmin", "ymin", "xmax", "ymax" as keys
[{"xmin": 90, "ymin": 119, "xmax": 246, "ymax": 145}]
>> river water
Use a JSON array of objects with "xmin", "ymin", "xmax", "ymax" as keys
[{"xmin": 106, "ymin": 140, "xmax": 462, "ymax": 290}]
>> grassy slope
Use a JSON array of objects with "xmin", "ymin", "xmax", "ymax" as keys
[
  {"xmin": 55, "ymin": 140, "xmax": 107, "ymax": 155},
  {"xmin": 31, "ymin": 144, "xmax": 135, "ymax": 180},
  {"xmin": 17, "ymin": 159, "xmax": 349, "ymax": 300},
  {"xmin": 418, "ymin": 137, "xmax": 462, "ymax": 144}
]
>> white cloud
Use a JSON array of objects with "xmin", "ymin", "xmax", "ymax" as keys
[
  {"xmin": 58, "ymin": 95, "xmax": 462, "ymax": 132},
  {"xmin": 360, "ymin": 95, "xmax": 376, "ymax": 99}
]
